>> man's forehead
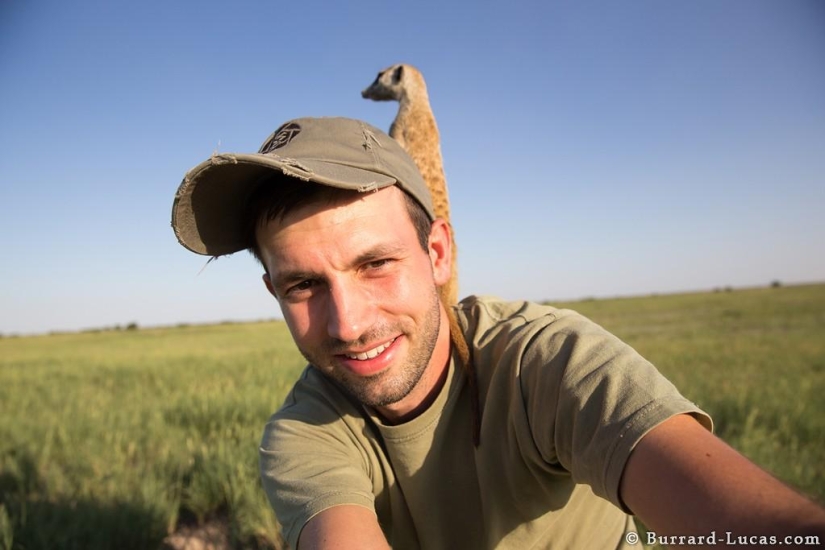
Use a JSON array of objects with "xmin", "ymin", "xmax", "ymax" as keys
[{"xmin": 257, "ymin": 185, "xmax": 412, "ymax": 266}]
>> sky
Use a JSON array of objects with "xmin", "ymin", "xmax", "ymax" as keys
[{"xmin": 1, "ymin": 0, "xmax": 823, "ymax": 335}]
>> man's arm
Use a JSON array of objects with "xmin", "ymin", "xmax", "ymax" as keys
[
  {"xmin": 297, "ymin": 505, "xmax": 390, "ymax": 550},
  {"xmin": 620, "ymin": 414, "xmax": 825, "ymax": 546}
]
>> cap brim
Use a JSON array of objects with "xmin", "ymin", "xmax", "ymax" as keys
[{"xmin": 172, "ymin": 153, "xmax": 397, "ymax": 256}]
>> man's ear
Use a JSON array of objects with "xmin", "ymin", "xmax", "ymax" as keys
[
  {"xmin": 428, "ymin": 218, "xmax": 452, "ymax": 287},
  {"xmin": 262, "ymin": 273, "xmax": 278, "ymax": 299}
]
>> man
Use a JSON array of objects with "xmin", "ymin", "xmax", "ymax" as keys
[{"xmin": 172, "ymin": 117, "xmax": 825, "ymax": 549}]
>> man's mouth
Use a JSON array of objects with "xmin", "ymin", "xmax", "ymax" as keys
[{"xmin": 344, "ymin": 337, "xmax": 397, "ymax": 361}]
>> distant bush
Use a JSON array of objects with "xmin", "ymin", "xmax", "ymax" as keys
[
  {"xmin": 770, "ymin": 280, "xmax": 782, "ymax": 288},
  {"xmin": 125, "ymin": 322, "xmax": 138, "ymax": 331}
]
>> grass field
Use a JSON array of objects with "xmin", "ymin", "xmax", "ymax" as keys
[{"xmin": 1, "ymin": 283, "xmax": 823, "ymax": 549}]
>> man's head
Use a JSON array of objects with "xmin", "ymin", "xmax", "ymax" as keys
[{"xmin": 171, "ymin": 117, "xmax": 453, "ymax": 420}]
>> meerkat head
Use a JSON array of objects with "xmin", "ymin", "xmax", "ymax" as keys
[{"xmin": 361, "ymin": 64, "xmax": 410, "ymax": 101}]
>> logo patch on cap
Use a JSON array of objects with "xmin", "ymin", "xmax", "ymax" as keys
[{"xmin": 259, "ymin": 123, "xmax": 301, "ymax": 154}]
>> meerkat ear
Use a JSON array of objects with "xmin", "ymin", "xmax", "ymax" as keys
[{"xmin": 392, "ymin": 65, "xmax": 404, "ymax": 84}]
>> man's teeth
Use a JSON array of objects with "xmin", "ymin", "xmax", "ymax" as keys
[{"xmin": 346, "ymin": 338, "xmax": 396, "ymax": 360}]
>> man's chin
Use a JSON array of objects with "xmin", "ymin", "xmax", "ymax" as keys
[
  {"xmin": 342, "ymin": 373, "xmax": 406, "ymax": 408},
  {"xmin": 326, "ymin": 368, "xmax": 416, "ymax": 409}
]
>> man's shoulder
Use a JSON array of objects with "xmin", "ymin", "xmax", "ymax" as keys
[
  {"xmin": 455, "ymin": 295, "xmax": 561, "ymax": 319},
  {"xmin": 454, "ymin": 295, "xmax": 598, "ymax": 345},
  {"xmin": 452, "ymin": 295, "xmax": 630, "ymax": 388}
]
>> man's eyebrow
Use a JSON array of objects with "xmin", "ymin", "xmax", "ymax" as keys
[{"xmin": 352, "ymin": 243, "xmax": 406, "ymax": 265}]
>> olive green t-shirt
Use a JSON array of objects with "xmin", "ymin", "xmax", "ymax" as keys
[{"xmin": 260, "ymin": 296, "xmax": 712, "ymax": 549}]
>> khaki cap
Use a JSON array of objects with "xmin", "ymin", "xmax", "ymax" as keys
[{"xmin": 171, "ymin": 116, "xmax": 434, "ymax": 256}]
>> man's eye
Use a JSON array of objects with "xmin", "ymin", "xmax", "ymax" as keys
[
  {"xmin": 366, "ymin": 259, "xmax": 390, "ymax": 270},
  {"xmin": 288, "ymin": 280, "xmax": 315, "ymax": 294}
]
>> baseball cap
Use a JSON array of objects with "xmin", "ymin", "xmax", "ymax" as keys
[{"xmin": 171, "ymin": 116, "xmax": 435, "ymax": 256}]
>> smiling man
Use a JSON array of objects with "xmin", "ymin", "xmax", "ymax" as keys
[{"xmin": 172, "ymin": 117, "xmax": 825, "ymax": 549}]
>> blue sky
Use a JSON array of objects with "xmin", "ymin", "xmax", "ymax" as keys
[{"xmin": 1, "ymin": 0, "xmax": 823, "ymax": 335}]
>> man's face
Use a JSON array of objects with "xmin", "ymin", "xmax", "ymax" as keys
[{"xmin": 257, "ymin": 186, "xmax": 452, "ymax": 420}]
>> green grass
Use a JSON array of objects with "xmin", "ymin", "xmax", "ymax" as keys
[
  {"xmin": 1, "ymin": 283, "xmax": 823, "ymax": 548},
  {"xmin": 0, "ymin": 321, "xmax": 306, "ymax": 549}
]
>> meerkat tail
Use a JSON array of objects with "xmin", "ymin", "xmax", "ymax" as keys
[{"xmin": 445, "ymin": 301, "xmax": 479, "ymax": 446}]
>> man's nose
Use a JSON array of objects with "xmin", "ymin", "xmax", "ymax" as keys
[{"xmin": 326, "ymin": 279, "xmax": 373, "ymax": 343}]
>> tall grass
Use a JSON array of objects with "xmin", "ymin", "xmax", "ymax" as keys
[
  {"xmin": 0, "ymin": 321, "xmax": 305, "ymax": 549},
  {"xmin": 0, "ymin": 283, "xmax": 823, "ymax": 548}
]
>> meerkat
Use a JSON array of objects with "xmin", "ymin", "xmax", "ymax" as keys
[
  {"xmin": 361, "ymin": 63, "xmax": 458, "ymax": 306},
  {"xmin": 363, "ymin": 64, "xmax": 480, "ymax": 445}
]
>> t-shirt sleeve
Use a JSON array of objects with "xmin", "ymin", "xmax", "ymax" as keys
[
  {"xmin": 517, "ymin": 309, "xmax": 712, "ymax": 511},
  {"xmin": 259, "ymin": 370, "xmax": 378, "ymax": 549}
]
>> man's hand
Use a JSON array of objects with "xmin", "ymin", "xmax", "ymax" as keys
[{"xmin": 620, "ymin": 414, "xmax": 825, "ymax": 548}]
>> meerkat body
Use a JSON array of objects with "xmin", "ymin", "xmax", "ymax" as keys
[{"xmin": 362, "ymin": 64, "xmax": 458, "ymax": 305}]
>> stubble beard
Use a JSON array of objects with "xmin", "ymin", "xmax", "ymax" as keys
[{"xmin": 300, "ymin": 288, "xmax": 442, "ymax": 408}]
